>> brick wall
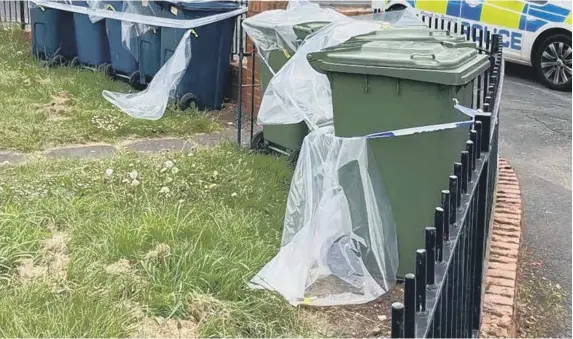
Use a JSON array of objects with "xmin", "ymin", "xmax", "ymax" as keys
[{"xmin": 231, "ymin": 1, "xmax": 371, "ymax": 118}]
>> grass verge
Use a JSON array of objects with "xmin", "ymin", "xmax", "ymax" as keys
[
  {"xmin": 515, "ymin": 245, "xmax": 570, "ymax": 338},
  {"xmin": 0, "ymin": 27, "xmax": 220, "ymax": 152},
  {"xmin": 0, "ymin": 144, "xmax": 323, "ymax": 337}
]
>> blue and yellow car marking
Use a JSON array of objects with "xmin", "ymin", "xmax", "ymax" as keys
[{"xmin": 400, "ymin": 0, "xmax": 571, "ymax": 52}]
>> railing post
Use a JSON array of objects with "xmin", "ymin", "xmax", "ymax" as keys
[
  {"xmin": 453, "ymin": 163, "xmax": 463, "ymax": 208},
  {"xmin": 473, "ymin": 122, "xmax": 483, "ymax": 155},
  {"xmin": 434, "ymin": 207, "xmax": 445, "ymax": 262},
  {"xmin": 441, "ymin": 190, "xmax": 451, "ymax": 240},
  {"xmin": 404, "ymin": 273, "xmax": 416, "ymax": 338},
  {"xmin": 449, "ymin": 176, "xmax": 458, "ymax": 223},
  {"xmin": 467, "ymin": 140, "xmax": 476, "ymax": 171},
  {"xmin": 425, "ymin": 227, "xmax": 436, "ymax": 286},
  {"xmin": 20, "ymin": 0, "xmax": 26, "ymax": 30},
  {"xmin": 392, "ymin": 302, "xmax": 405, "ymax": 338},
  {"xmin": 461, "ymin": 151, "xmax": 470, "ymax": 193},
  {"xmin": 470, "ymin": 129, "xmax": 479, "ymax": 160},
  {"xmin": 416, "ymin": 249, "xmax": 427, "ymax": 312}
]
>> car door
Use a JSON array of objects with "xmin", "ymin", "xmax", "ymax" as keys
[{"xmin": 460, "ymin": 0, "xmax": 526, "ymax": 61}]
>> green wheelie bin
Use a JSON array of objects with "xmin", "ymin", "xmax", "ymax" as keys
[
  {"xmin": 252, "ymin": 21, "xmax": 332, "ymax": 162},
  {"xmin": 308, "ymin": 39, "xmax": 489, "ymax": 277}
]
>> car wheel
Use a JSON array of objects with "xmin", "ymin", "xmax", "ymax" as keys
[{"xmin": 533, "ymin": 34, "xmax": 572, "ymax": 91}]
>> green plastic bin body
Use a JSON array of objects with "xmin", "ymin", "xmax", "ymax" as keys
[
  {"xmin": 256, "ymin": 48, "xmax": 309, "ymax": 154},
  {"xmin": 308, "ymin": 40, "xmax": 489, "ymax": 277},
  {"xmin": 256, "ymin": 21, "xmax": 335, "ymax": 155}
]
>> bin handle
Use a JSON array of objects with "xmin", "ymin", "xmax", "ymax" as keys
[
  {"xmin": 104, "ymin": 4, "xmax": 116, "ymax": 11},
  {"xmin": 429, "ymin": 30, "xmax": 451, "ymax": 37},
  {"xmin": 410, "ymin": 53, "xmax": 436, "ymax": 60}
]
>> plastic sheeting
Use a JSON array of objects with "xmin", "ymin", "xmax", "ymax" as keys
[
  {"xmin": 250, "ymin": 126, "xmax": 398, "ymax": 306},
  {"xmin": 242, "ymin": 2, "xmax": 426, "ymax": 129},
  {"xmin": 102, "ymin": 29, "xmax": 193, "ymax": 120},
  {"xmin": 30, "ymin": 0, "xmax": 246, "ymax": 120}
]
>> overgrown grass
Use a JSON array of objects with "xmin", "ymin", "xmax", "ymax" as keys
[
  {"xmin": 0, "ymin": 28, "xmax": 220, "ymax": 152},
  {"xmin": 0, "ymin": 145, "xmax": 317, "ymax": 337}
]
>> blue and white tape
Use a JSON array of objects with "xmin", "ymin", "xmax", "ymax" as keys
[{"xmin": 366, "ymin": 103, "xmax": 478, "ymax": 140}]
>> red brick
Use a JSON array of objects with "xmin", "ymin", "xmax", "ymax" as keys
[
  {"xmin": 486, "ymin": 268, "xmax": 517, "ymax": 281},
  {"xmin": 491, "ymin": 234, "xmax": 520, "ymax": 244},
  {"xmin": 488, "ymin": 261, "xmax": 517, "ymax": 272},
  {"xmin": 486, "ymin": 276, "xmax": 515, "ymax": 288},
  {"xmin": 486, "ymin": 285, "xmax": 515, "ymax": 298}
]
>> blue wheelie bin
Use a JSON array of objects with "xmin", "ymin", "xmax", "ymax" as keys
[
  {"xmin": 158, "ymin": 1, "xmax": 241, "ymax": 110},
  {"xmin": 103, "ymin": 1, "xmax": 140, "ymax": 86},
  {"xmin": 71, "ymin": 1, "xmax": 111, "ymax": 68},
  {"xmin": 30, "ymin": 2, "xmax": 76, "ymax": 65},
  {"xmin": 124, "ymin": 1, "xmax": 166, "ymax": 85}
]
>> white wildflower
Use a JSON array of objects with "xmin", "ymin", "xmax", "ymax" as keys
[
  {"xmin": 231, "ymin": 192, "xmax": 238, "ymax": 197},
  {"xmin": 164, "ymin": 160, "xmax": 174, "ymax": 169},
  {"xmin": 128, "ymin": 170, "xmax": 138, "ymax": 180},
  {"xmin": 105, "ymin": 168, "xmax": 113, "ymax": 176},
  {"xmin": 159, "ymin": 187, "xmax": 170, "ymax": 194},
  {"xmin": 131, "ymin": 179, "xmax": 140, "ymax": 187}
]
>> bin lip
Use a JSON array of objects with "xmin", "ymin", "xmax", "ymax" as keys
[
  {"xmin": 307, "ymin": 40, "xmax": 491, "ymax": 86},
  {"xmin": 163, "ymin": 0, "xmax": 242, "ymax": 11}
]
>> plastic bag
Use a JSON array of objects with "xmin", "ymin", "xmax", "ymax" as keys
[
  {"xmin": 250, "ymin": 126, "xmax": 398, "ymax": 306},
  {"xmin": 102, "ymin": 29, "xmax": 193, "ymax": 120}
]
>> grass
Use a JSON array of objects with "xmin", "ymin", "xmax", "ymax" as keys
[
  {"xmin": 0, "ymin": 27, "xmax": 221, "ymax": 152},
  {"xmin": 0, "ymin": 144, "xmax": 322, "ymax": 337},
  {"xmin": 515, "ymin": 246, "xmax": 570, "ymax": 338}
]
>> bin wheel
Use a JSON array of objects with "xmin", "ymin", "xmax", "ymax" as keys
[
  {"xmin": 128, "ymin": 71, "xmax": 142, "ymax": 89},
  {"xmin": 288, "ymin": 149, "xmax": 300, "ymax": 168},
  {"xmin": 49, "ymin": 55, "xmax": 66, "ymax": 67},
  {"xmin": 70, "ymin": 57, "xmax": 80, "ymax": 68},
  {"xmin": 178, "ymin": 93, "xmax": 198, "ymax": 111},
  {"xmin": 100, "ymin": 63, "xmax": 115, "ymax": 78},
  {"xmin": 250, "ymin": 131, "xmax": 269, "ymax": 153}
]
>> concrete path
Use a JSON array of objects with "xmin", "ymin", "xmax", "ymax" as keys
[{"xmin": 0, "ymin": 128, "xmax": 248, "ymax": 165}]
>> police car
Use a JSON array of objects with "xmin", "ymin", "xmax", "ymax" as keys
[{"xmin": 372, "ymin": 0, "xmax": 572, "ymax": 91}]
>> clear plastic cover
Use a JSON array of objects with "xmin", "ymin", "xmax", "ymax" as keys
[
  {"xmin": 31, "ymin": 0, "xmax": 246, "ymax": 120},
  {"xmin": 243, "ymin": 2, "xmax": 425, "ymax": 129},
  {"xmin": 250, "ymin": 126, "xmax": 398, "ymax": 306},
  {"xmin": 102, "ymin": 29, "xmax": 193, "ymax": 120}
]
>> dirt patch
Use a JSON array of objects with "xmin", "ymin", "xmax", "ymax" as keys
[
  {"xmin": 305, "ymin": 284, "xmax": 402, "ymax": 338},
  {"xmin": 32, "ymin": 91, "xmax": 73, "ymax": 121},
  {"xmin": 144, "ymin": 243, "xmax": 171, "ymax": 262},
  {"xmin": 16, "ymin": 231, "xmax": 70, "ymax": 284},
  {"xmin": 105, "ymin": 259, "xmax": 133, "ymax": 276},
  {"xmin": 131, "ymin": 317, "xmax": 198, "ymax": 338}
]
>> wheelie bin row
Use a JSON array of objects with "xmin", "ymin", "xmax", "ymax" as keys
[
  {"xmin": 29, "ymin": 0, "xmax": 241, "ymax": 110},
  {"xmin": 251, "ymin": 21, "xmax": 489, "ymax": 276}
]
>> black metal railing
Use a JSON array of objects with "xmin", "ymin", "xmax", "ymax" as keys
[
  {"xmin": 0, "ymin": 0, "xmax": 28, "ymax": 29},
  {"xmin": 390, "ymin": 34, "xmax": 504, "ymax": 339}
]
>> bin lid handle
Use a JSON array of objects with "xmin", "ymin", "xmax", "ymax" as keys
[
  {"xmin": 410, "ymin": 53, "xmax": 436, "ymax": 60},
  {"xmin": 429, "ymin": 30, "xmax": 451, "ymax": 37}
]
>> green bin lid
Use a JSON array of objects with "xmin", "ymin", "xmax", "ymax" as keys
[
  {"xmin": 292, "ymin": 21, "xmax": 331, "ymax": 40},
  {"xmin": 307, "ymin": 40, "xmax": 489, "ymax": 85},
  {"xmin": 350, "ymin": 28, "xmax": 476, "ymax": 48}
]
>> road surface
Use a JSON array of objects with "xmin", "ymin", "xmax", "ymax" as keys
[{"xmin": 500, "ymin": 63, "xmax": 572, "ymax": 337}]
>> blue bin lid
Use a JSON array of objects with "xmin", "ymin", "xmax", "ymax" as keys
[{"xmin": 162, "ymin": 0, "xmax": 241, "ymax": 11}]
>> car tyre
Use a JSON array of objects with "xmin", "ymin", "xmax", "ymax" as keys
[{"xmin": 533, "ymin": 34, "xmax": 572, "ymax": 92}]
